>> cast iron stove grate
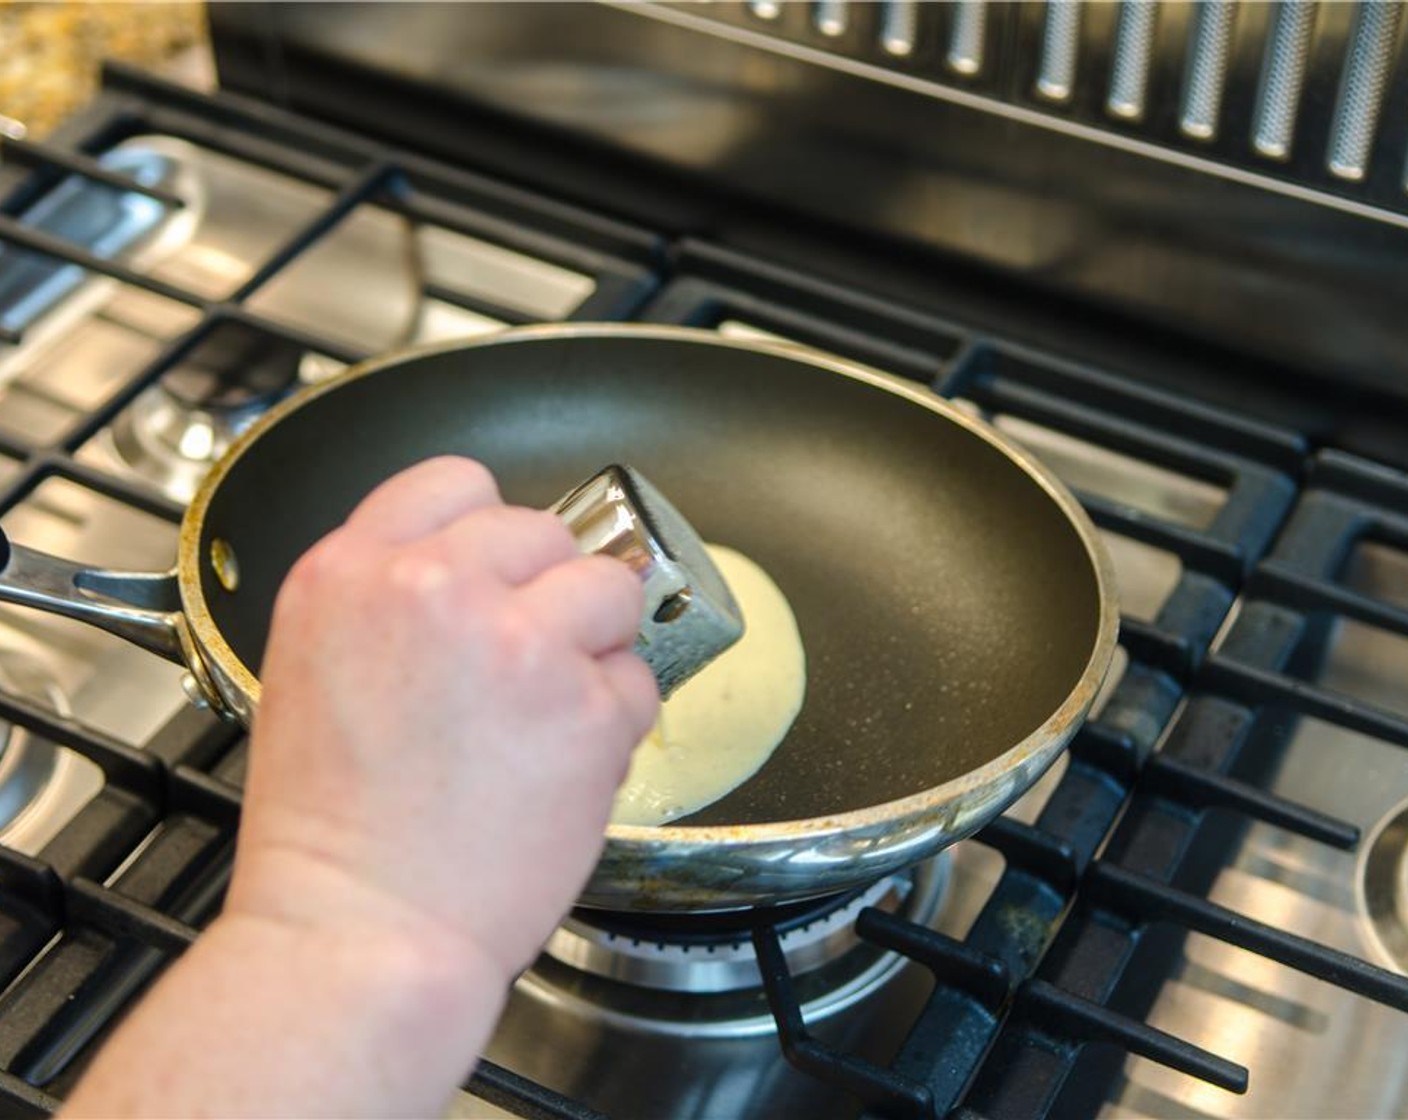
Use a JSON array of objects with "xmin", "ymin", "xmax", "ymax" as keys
[{"xmin": 1, "ymin": 64, "xmax": 1407, "ymax": 1120}]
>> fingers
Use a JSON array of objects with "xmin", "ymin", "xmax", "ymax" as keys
[
  {"xmin": 432, "ymin": 506, "xmax": 579, "ymax": 586},
  {"xmin": 344, "ymin": 457, "xmax": 502, "ymax": 544},
  {"xmin": 517, "ymin": 554, "xmax": 644, "ymax": 656},
  {"xmin": 597, "ymin": 648, "xmax": 661, "ymax": 741},
  {"xmin": 339, "ymin": 459, "xmax": 657, "ymax": 756}
]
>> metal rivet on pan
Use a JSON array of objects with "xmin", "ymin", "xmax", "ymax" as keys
[
  {"xmin": 180, "ymin": 672, "xmax": 211, "ymax": 710},
  {"xmin": 210, "ymin": 538, "xmax": 240, "ymax": 593}
]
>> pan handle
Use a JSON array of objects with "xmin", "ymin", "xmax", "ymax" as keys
[{"xmin": 0, "ymin": 524, "xmax": 186, "ymax": 663}]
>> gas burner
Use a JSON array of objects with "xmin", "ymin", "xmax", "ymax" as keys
[
  {"xmin": 496, "ymin": 853, "xmax": 951, "ymax": 1098},
  {"xmin": 0, "ymin": 647, "xmax": 88, "ymax": 853},
  {"xmin": 1359, "ymin": 797, "xmax": 1408, "ymax": 973},
  {"xmin": 545, "ymin": 854, "xmax": 950, "ymax": 994},
  {"xmin": 106, "ymin": 321, "xmax": 324, "ymax": 503}
]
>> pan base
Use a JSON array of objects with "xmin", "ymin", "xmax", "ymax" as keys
[
  {"xmin": 0, "ymin": 653, "xmax": 69, "ymax": 845},
  {"xmin": 545, "ymin": 853, "xmax": 949, "ymax": 995},
  {"xmin": 1360, "ymin": 796, "xmax": 1408, "ymax": 973},
  {"xmin": 487, "ymin": 857, "xmax": 951, "ymax": 1119}
]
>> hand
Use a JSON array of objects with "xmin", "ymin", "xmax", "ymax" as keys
[
  {"xmin": 61, "ymin": 457, "xmax": 657, "ymax": 1119},
  {"xmin": 226, "ymin": 456, "xmax": 659, "ymax": 985}
]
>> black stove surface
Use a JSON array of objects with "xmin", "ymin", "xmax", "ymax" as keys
[{"xmin": 0, "ymin": 65, "xmax": 1407, "ymax": 1119}]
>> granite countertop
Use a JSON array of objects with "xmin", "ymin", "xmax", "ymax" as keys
[{"xmin": 0, "ymin": 1, "xmax": 208, "ymax": 139}]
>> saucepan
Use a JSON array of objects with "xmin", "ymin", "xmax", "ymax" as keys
[{"xmin": 0, "ymin": 325, "xmax": 1118, "ymax": 911}]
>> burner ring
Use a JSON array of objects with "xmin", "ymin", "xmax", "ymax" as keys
[
  {"xmin": 0, "ymin": 649, "xmax": 75, "ymax": 847},
  {"xmin": 545, "ymin": 854, "xmax": 950, "ymax": 993},
  {"xmin": 1358, "ymin": 796, "xmax": 1408, "ymax": 973},
  {"xmin": 103, "ymin": 321, "xmax": 329, "ymax": 504}
]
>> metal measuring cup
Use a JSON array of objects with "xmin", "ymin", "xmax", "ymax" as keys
[{"xmin": 553, "ymin": 465, "xmax": 743, "ymax": 698}]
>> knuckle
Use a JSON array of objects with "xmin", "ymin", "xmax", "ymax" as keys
[
  {"xmin": 283, "ymin": 531, "xmax": 349, "ymax": 597},
  {"xmin": 392, "ymin": 534, "xmax": 498, "ymax": 621},
  {"xmin": 599, "ymin": 554, "xmax": 646, "ymax": 610},
  {"xmin": 274, "ymin": 531, "xmax": 360, "ymax": 627},
  {"xmin": 430, "ymin": 456, "xmax": 499, "ymax": 502},
  {"xmin": 493, "ymin": 507, "xmax": 575, "ymax": 559},
  {"xmin": 587, "ymin": 550, "xmax": 640, "ymax": 587},
  {"xmin": 486, "ymin": 606, "xmax": 554, "ymax": 677},
  {"xmin": 384, "ymin": 549, "xmax": 453, "ymax": 610},
  {"xmin": 531, "ymin": 510, "xmax": 578, "ymax": 561},
  {"xmin": 578, "ymin": 677, "xmax": 625, "ymax": 737},
  {"xmin": 575, "ymin": 555, "xmax": 646, "ymax": 627}
]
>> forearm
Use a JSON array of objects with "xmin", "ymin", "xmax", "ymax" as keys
[{"xmin": 61, "ymin": 911, "xmax": 505, "ymax": 1119}]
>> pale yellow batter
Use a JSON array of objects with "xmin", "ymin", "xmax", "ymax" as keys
[{"xmin": 610, "ymin": 545, "xmax": 807, "ymax": 827}]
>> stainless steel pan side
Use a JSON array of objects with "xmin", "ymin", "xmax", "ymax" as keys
[{"xmin": 0, "ymin": 325, "xmax": 1118, "ymax": 910}]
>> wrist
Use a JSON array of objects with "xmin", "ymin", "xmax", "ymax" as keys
[
  {"xmin": 228, "ymin": 814, "xmax": 519, "ymax": 977},
  {"xmin": 221, "ymin": 838, "xmax": 517, "ymax": 1052},
  {"xmin": 64, "ymin": 889, "xmax": 512, "ymax": 1119},
  {"xmin": 205, "ymin": 906, "xmax": 509, "ymax": 1102}
]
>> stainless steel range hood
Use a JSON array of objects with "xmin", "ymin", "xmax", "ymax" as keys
[{"xmin": 207, "ymin": 0, "xmax": 1408, "ymax": 403}]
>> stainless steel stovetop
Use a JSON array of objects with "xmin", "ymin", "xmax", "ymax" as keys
[{"xmin": 3, "ymin": 56, "xmax": 1408, "ymax": 1120}]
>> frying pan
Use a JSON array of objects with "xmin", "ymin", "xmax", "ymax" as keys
[{"xmin": 0, "ymin": 325, "xmax": 1117, "ymax": 911}]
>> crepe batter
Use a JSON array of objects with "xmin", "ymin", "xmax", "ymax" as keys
[{"xmin": 610, "ymin": 545, "xmax": 806, "ymax": 826}]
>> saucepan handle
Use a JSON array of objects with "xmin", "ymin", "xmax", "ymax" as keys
[{"xmin": 0, "ymin": 523, "xmax": 187, "ymax": 663}]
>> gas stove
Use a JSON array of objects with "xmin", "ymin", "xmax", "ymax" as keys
[{"xmin": 3, "ymin": 8, "xmax": 1408, "ymax": 1117}]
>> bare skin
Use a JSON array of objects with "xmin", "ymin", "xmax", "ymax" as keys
[{"xmin": 62, "ymin": 456, "xmax": 660, "ymax": 1119}]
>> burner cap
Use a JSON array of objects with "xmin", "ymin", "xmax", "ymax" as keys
[
  {"xmin": 1359, "ymin": 797, "xmax": 1408, "ymax": 972},
  {"xmin": 159, "ymin": 321, "xmax": 304, "ymax": 411},
  {"xmin": 0, "ymin": 649, "xmax": 72, "ymax": 844},
  {"xmin": 544, "ymin": 855, "xmax": 950, "ymax": 994},
  {"xmin": 107, "ymin": 322, "xmax": 309, "ymax": 503}
]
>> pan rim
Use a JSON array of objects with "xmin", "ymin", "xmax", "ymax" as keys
[{"xmin": 179, "ymin": 323, "xmax": 1119, "ymax": 847}]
